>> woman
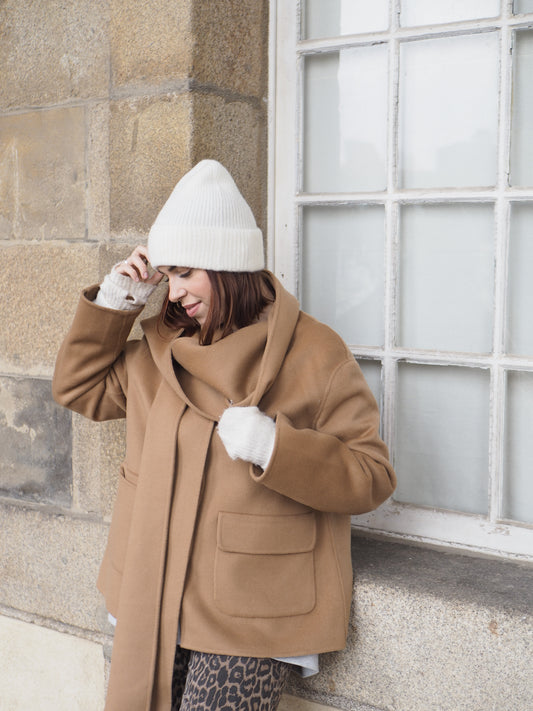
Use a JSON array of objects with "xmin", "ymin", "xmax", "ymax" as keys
[{"xmin": 53, "ymin": 160, "xmax": 396, "ymax": 711}]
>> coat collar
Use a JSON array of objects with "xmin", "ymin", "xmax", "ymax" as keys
[{"xmin": 140, "ymin": 272, "xmax": 300, "ymax": 421}]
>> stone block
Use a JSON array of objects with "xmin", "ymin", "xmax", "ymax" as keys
[
  {"xmin": 88, "ymin": 102, "xmax": 111, "ymax": 241},
  {"xmin": 191, "ymin": 92, "xmax": 267, "ymax": 233},
  {"xmin": 0, "ymin": 107, "xmax": 86, "ymax": 241},
  {"xmin": 0, "ymin": 0, "xmax": 109, "ymax": 109},
  {"xmin": 0, "ymin": 243, "xmax": 100, "ymax": 376},
  {"xmin": 109, "ymin": 95, "xmax": 192, "ymax": 235},
  {"xmin": 0, "ymin": 502, "xmax": 110, "ymax": 632},
  {"xmin": 0, "ymin": 615, "xmax": 105, "ymax": 710},
  {"xmin": 0, "ymin": 375, "xmax": 72, "ymax": 506},
  {"xmin": 110, "ymin": 0, "xmax": 192, "ymax": 89},
  {"xmin": 192, "ymin": 0, "xmax": 268, "ymax": 98}
]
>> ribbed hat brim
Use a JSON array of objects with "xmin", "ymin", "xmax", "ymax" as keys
[{"xmin": 148, "ymin": 225, "xmax": 265, "ymax": 271}]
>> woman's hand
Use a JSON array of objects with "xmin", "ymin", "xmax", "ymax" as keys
[
  {"xmin": 114, "ymin": 245, "xmax": 164, "ymax": 285},
  {"xmin": 217, "ymin": 406, "xmax": 276, "ymax": 470}
]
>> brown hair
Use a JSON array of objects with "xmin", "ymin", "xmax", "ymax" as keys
[{"xmin": 160, "ymin": 270, "xmax": 275, "ymax": 345}]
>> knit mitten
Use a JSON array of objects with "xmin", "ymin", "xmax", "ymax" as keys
[
  {"xmin": 217, "ymin": 406, "xmax": 276, "ymax": 470},
  {"xmin": 94, "ymin": 269, "xmax": 157, "ymax": 311}
]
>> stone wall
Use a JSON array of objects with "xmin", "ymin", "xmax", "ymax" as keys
[{"xmin": 0, "ymin": 1, "xmax": 268, "ymax": 707}]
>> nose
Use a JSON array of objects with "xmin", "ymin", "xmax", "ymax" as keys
[{"xmin": 168, "ymin": 279, "xmax": 186, "ymax": 303}]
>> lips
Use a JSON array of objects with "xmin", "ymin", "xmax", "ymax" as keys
[{"xmin": 183, "ymin": 302, "xmax": 201, "ymax": 318}]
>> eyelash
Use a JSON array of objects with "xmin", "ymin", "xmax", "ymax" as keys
[{"xmin": 161, "ymin": 269, "xmax": 192, "ymax": 282}]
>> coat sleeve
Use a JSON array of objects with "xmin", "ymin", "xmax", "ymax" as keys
[
  {"xmin": 52, "ymin": 287, "xmax": 143, "ymax": 421},
  {"xmin": 252, "ymin": 357, "xmax": 396, "ymax": 514}
]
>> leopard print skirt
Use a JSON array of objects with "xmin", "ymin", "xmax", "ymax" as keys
[{"xmin": 171, "ymin": 646, "xmax": 291, "ymax": 711}]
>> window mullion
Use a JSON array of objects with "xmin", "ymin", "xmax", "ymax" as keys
[
  {"xmin": 271, "ymin": 0, "xmax": 299, "ymax": 292},
  {"xmin": 294, "ymin": 50, "xmax": 305, "ymax": 299},
  {"xmin": 381, "ymin": 2, "xmax": 401, "ymax": 455},
  {"xmin": 489, "ymin": 367, "xmax": 506, "ymax": 522},
  {"xmin": 488, "ymin": 13, "xmax": 514, "ymax": 522},
  {"xmin": 296, "ymin": 188, "xmax": 533, "ymax": 203},
  {"xmin": 382, "ymin": 200, "xmax": 399, "ymax": 453}
]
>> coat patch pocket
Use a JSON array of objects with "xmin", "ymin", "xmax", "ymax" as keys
[{"xmin": 214, "ymin": 511, "xmax": 316, "ymax": 618}]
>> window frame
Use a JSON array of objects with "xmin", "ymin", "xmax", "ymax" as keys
[{"xmin": 268, "ymin": 0, "xmax": 533, "ymax": 560}]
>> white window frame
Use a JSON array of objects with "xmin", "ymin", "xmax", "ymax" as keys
[{"xmin": 268, "ymin": 0, "xmax": 533, "ymax": 560}]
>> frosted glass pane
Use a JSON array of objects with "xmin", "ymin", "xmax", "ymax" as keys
[
  {"xmin": 399, "ymin": 204, "xmax": 495, "ymax": 352},
  {"xmin": 506, "ymin": 204, "xmax": 533, "ymax": 355},
  {"xmin": 399, "ymin": 33, "xmax": 499, "ymax": 188},
  {"xmin": 303, "ymin": 0, "xmax": 389, "ymax": 38},
  {"xmin": 395, "ymin": 364, "xmax": 489, "ymax": 514},
  {"xmin": 503, "ymin": 372, "xmax": 533, "ymax": 523},
  {"xmin": 514, "ymin": 0, "xmax": 533, "ymax": 13},
  {"xmin": 358, "ymin": 360, "xmax": 382, "ymax": 409},
  {"xmin": 401, "ymin": 0, "xmax": 499, "ymax": 27},
  {"xmin": 304, "ymin": 46, "xmax": 388, "ymax": 192},
  {"xmin": 302, "ymin": 206, "xmax": 385, "ymax": 346},
  {"xmin": 510, "ymin": 31, "xmax": 533, "ymax": 186}
]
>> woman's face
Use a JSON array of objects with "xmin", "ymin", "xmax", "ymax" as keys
[{"xmin": 158, "ymin": 267, "xmax": 212, "ymax": 326}]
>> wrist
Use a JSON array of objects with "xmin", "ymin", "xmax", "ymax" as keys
[{"xmin": 95, "ymin": 269, "xmax": 156, "ymax": 311}]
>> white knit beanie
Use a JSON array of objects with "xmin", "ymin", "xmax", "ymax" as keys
[{"xmin": 148, "ymin": 160, "xmax": 265, "ymax": 271}]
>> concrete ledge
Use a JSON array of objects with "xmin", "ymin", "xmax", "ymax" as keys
[
  {"xmin": 350, "ymin": 534, "xmax": 533, "ymax": 617},
  {"xmin": 286, "ymin": 534, "xmax": 533, "ymax": 711},
  {"xmin": 279, "ymin": 694, "xmax": 342, "ymax": 711}
]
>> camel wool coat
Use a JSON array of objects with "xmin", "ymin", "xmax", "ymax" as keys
[{"xmin": 52, "ymin": 273, "xmax": 396, "ymax": 711}]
